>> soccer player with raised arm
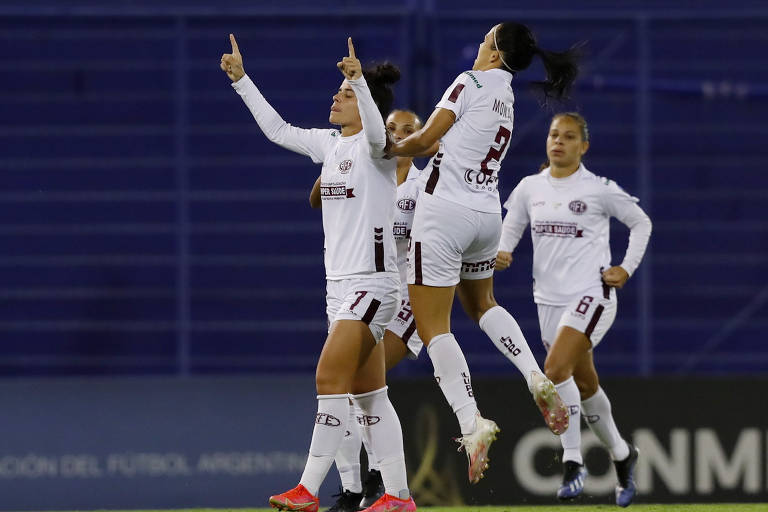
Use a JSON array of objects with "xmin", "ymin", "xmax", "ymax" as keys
[
  {"xmin": 221, "ymin": 35, "xmax": 416, "ymax": 512},
  {"xmin": 309, "ymin": 109, "xmax": 427, "ymax": 512}
]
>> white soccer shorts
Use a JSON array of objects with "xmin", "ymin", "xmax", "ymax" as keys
[
  {"xmin": 385, "ymin": 298, "xmax": 423, "ymax": 359},
  {"xmin": 407, "ymin": 192, "xmax": 501, "ymax": 287},
  {"xmin": 537, "ymin": 284, "xmax": 618, "ymax": 349},
  {"xmin": 326, "ymin": 276, "xmax": 400, "ymax": 342}
]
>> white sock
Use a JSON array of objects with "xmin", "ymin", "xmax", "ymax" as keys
[
  {"xmin": 352, "ymin": 387, "xmax": 409, "ymax": 499},
  {"xmin": 581, "ymin": 386, "xmax": 630, "ymax": 461},
  {"xmin": 360, "ymin": 403, "xmax": 380, "ymax": 471},
  {"xmin": 556, "ymin": 377, "xmax": 583, "ymax": 465},
  {"xmin": 335, "ymin": 400, "xmax": 363, "ymax": 493},
  {"xmin": 479, "ymin": 305, "xmax": 542, "ymax": 390},
  {"xmin": 299, "ymin": 394, "xmax": 349, "ymax": 496},
  {"xmin": 427, "ymin": 333, "xmax": 478, "ymax": 435}
]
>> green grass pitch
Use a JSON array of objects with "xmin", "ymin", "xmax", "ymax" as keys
[{"xmin": 76, "ymin": 505, "xmax": 767, "ymax": 512}]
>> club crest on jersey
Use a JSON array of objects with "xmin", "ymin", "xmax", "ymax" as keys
[
  {"xmin": 397, "ymin": 198, "xmax": 416, "ymax": 212},
  {"xmin": 569, "ymin": 200, "xmax": 588, "ymax": 215},
  {"xmin": 338, "ymin": 159, "xmax": 353, "ymax": 174}
]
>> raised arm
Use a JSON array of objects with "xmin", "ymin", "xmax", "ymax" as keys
[
  {"xmin": 222, "ymin": 34, "xmax": 332, "ymax": 164},
  {"xmin": 389, "ymin": 71, "xmax": 476, "ymax": 158},
  {"xmin": 337, "ymin": 38, "xmax": 388, "ymax": 156}
]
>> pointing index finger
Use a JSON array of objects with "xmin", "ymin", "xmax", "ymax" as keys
[
  {"xmin": 230, "ymin": 34, "xmax": 240, "ymax": 54},
  {"xmin": 347, "ymin": 37, "xmax": 355, "ymax": 58}
]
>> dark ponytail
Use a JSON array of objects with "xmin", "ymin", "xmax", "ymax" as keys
[
  {"xmin": 362, "ymin": 61, "xmax": 401, "ymax": 119},
  {"xmin": 492, "ymin": 22, "xmax": 582, "ymax": 102},
  {"xmin": 530, "ymin": 45, "xmax": 582, "ymax": 102}
]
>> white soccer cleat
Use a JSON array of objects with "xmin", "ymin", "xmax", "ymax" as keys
[
  {"xmin": 530, "ymin": 371, "xmax": 569, "ymax": 435},
  {"xmin": 456, "ymin": 413, "xmax": 500, "ymax": 484}
]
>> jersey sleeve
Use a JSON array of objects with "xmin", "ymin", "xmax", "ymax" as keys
[
  {"xmin": 600, "ymin": 178, "xmax": 653, "ymax": 277},
  {"xmin": 499, "ymin": 180, "xmax": 531, "ymax": 252},
  {"xmin": 435, "ymin": 72, "xmax": 475, "ymax": 120},
  {"xmin": 232, "ymin": 74, "xmax": 335, "ymax": 164},
  {"xmin": 347, "ymin": 76, "xmax": 387, "ymax": 158}
]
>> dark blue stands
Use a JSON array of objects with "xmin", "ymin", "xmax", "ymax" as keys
[{"xmin": 0, "ymin": 2, "xmax": 766, "ymax": 377}]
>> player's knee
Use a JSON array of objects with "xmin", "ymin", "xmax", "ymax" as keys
[
  {"xmin": 543, "ymin": 359, "xmax": 572, "ymax": 385},
  {"xmin": 574, "ymin": 375, "xmax": 598, "ymax": 398},
  {"xmin": 315, "ymin": 369, "xmax": 349, "ymax": 395},
  {"xmin": 462, "ymin": 297, "xmax": 498, "ymax": 323},
  {"xmin": 417, "ymin": 326, "xmax": 438, "ymax": 345}
]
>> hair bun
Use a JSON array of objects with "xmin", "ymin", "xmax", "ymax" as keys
[
  {"xmin": 362, "ymin": 61, "xmax": 401, "ymax": 118},
  {"xmin": 370, "ymin": 61, "xmax": 401, "ymax": 86}
]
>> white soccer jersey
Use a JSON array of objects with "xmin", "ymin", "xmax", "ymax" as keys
[
  {"xmin": 423, "ymin": 68, "xmax": 515, "ymax": 214},
  {"xmin": 392, "ymin": 164, "xmax": 422, "ymax": 297},
  {"xmin": 499, "ymin": 164, "xmax": 652, "ymax": 305},
  {"xmin": 233, "ymin": 74, "xmax": 398, "ymax": 280}
]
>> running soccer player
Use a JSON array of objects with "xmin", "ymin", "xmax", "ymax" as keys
[{"xmin": 496, "ymin": 112, "xmax": 651, "ymax": 507}]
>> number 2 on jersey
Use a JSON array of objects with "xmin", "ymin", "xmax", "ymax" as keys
[{"xmin": 480, "ymin": 125, "xmax": 511, "ymax": 175}]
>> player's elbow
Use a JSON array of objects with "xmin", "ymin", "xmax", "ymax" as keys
[
  {"xmin": 636, "ymin": 215, "xmax": 652, "ymax": 237},
  {"xmin": 309, "ymin": 192, "xmax": 322, "ymax": 209},
  {"xmin": 628, "ymin": 213, "xmax": 652, "ymax": 235},
  {"xmin": 369, "ymin": 140, "xmax": 387, "ymax": 156}
]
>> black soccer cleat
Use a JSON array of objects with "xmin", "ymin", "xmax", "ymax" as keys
[
  {"xmin": 359, "ymin": 469, "xmax": 385, "ymax": 509},
  {"xmin": 327, "ymin": 488, "xmax": 363, "ymax": 512},
  {"xmin": 614, "ymin": 443, "xmax": 639, "ymax": 507}
]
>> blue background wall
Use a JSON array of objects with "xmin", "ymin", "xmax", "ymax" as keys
[{"xmin": 0, "ymin": 0, "xmax": 767, "ymax": 378}]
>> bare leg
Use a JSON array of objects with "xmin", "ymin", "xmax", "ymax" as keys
[{"xmin": 408, "ymin": 283, "xmax": 498, "ymax": 484}]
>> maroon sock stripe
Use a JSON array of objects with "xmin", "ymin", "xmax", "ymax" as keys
[
  {"xmin": 401, "ymin": 320, "xmax": 417, "ymax": 343},
  {"xmin": 414, "ymin": 241, "xmax": 423, "ymax": 285},
  {"xmin": 585, "ymin": 304, "xmax": 605, "ymax": 339},
  {"xmin": 361, "ymin": 299, "xmax": 381, "ymax": 325}
]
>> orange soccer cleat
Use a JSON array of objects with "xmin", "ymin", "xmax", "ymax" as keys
[
  {"xmin": 360, "ymin": 493, "xmax": 416, "ymax": 512},
  {"xmin": 269, "ymin": 484, "xmax": 319, "ymax": 512}
]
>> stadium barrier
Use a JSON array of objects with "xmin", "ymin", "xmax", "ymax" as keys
[{"xmin": 0, "ymin": 375, "xmax": 764, "ymax": 510}]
